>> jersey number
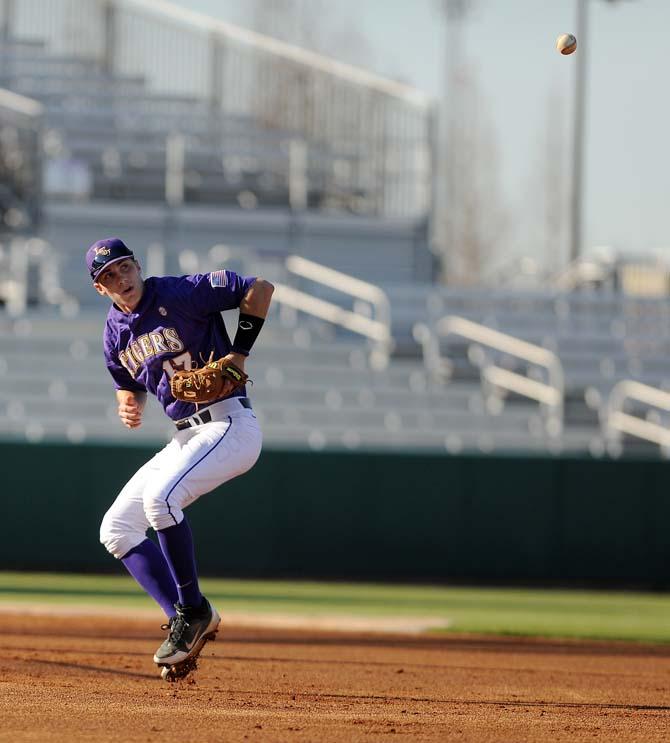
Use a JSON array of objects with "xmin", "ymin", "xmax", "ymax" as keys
[{"xmin": 162, "ymin": 351, "xmax": 193, "ymax": 378}]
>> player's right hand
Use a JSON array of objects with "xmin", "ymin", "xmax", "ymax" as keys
[
  {"xmin": 219, "ymin": 352, "xmax": 247, "ymax": 398},
  {"xmin": 118, "ymin": 400, "xmax": 143, "ymax": 429}
]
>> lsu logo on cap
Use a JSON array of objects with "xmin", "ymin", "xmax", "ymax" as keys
[
  {"xmin": 209, "ymin": 270, "xmax": 228, "ymax": 288},
  {"xmin": 95, "ymin": 246, "xmax": 111, "ymax": 256}
]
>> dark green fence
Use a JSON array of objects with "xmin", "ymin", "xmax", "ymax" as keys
[{"xmin": 2, "ymin": 441, "xmax": 669, "ymax": 586}]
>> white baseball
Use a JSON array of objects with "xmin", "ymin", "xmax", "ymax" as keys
[{"xmin": 556, "ymin": 33, "xmax": 577, "ymax": 55}]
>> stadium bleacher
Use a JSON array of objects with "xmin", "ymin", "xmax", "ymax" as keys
[
  {"xmin": 0, "ymin": 12, "xmax": 668, "ymax": 461},
  {"xmin": 0, "ymin": 37, "xmax": 379, "ymax": 213},
  {"xmin": 1, "ymin": 246, "xmax": 668, "ymax": 459}
]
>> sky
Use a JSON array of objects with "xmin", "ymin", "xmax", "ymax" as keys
[{"xmin": 169, "ymin": 0, "xmax": 670, "ymax": 271}]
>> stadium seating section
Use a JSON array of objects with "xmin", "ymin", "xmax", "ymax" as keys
[
  {"xmin": 0, "ymin": 38, "xmax": 372, "ymax": 213},
  {"xmin": 0, "ymin": 35, "xmax": 667, "ymax": 459}
]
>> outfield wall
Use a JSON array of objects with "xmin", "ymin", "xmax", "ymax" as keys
[{"xmin": 3, "ymin": 441, "xmax": 669, "ymax": 587}]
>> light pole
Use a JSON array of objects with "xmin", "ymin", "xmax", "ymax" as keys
[
  {"xmin": 570, "ymin": 0, "xmax": 631, "ymax": 264},
  {"xmin": 569, "ymin": 0, "xmax": 588, "ymax": 264},
  {"xmin": 436, "ymin": 0, "xmax": 469, "ymax": 283}
]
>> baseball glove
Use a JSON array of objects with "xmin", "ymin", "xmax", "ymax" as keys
[{"xmin": 170, "ymin": 357, "xmax": 248, "ymax": 404}]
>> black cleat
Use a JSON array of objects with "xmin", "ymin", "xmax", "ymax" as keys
[{"xmin": 154, "ymin": 597, "xmax": 220, "ymax": 679}]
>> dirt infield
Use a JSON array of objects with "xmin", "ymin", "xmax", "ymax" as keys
[{"xmin": 2, "ymin": 612, "xmax": 670, "ymax": 742}]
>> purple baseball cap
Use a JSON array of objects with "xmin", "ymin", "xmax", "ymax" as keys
[{"xmin": 86, "ymin": 238, "xmax": 134, "ymax": 281}]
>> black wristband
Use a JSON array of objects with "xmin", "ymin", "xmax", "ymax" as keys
[{"xmin": 231, "ymin": 313, "xmax": 265, "ymax": 356}]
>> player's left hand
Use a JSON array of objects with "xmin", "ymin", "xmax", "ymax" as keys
[{"xmin": 170, "ymin": 353, "xmax": 249, "ymax": 403}]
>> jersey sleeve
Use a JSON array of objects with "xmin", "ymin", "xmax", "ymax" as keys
[
  {"xmin": 178, "ymin": 271, "xmax": 257, "ymax": 316},
  {"xmin": 103, "ymin": 327, "xmax": 147, "ymax": 393}
]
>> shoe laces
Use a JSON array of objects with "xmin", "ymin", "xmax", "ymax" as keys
[
  {"xmin": 167, "ymin": 604, "xmax": 194, "ymax": 645},
  {"xmin": 159, "ymin": 613, "xmax": 187, "ymax": 642}
]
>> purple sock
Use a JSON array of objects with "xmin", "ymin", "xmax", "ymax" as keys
[
  {"xmin": 156, "ymin": 517, "xmax": 202, "ymax": 608},
  {"xmin": 121, "ymin": 538, "xmax": 179, "ymax": 618}
]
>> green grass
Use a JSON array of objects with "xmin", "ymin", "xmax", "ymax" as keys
[{"xmin": 2, "ymin": 571, "xmax": 670, "ymax": 643}]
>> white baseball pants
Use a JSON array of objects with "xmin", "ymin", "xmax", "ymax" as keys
[{"xmin": 100, "ymin": 406, "xmax": 262, "ymax": 559}]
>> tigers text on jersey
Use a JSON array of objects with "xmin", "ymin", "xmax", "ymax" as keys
[{"xmin": 103, "ymin": 271, "xmax": 256, "ymax": 420}]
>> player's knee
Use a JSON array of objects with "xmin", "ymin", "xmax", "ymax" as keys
[
  {"xmin": 99, "ymin": 510, "xmax": 143, "ymax": 559},
  {"xmin": 143, "ymin": 488, "xmax": 184, "ymax": 532}
]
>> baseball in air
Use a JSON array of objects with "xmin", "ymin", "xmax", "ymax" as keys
[{"xmin": 556, "ymin": 33, "xmax": 577, "ymax": 55}]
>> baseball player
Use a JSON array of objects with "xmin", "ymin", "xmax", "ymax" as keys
[{"xmin": 87, "ymin": 237, "xmax": 274, "ymax": 678}]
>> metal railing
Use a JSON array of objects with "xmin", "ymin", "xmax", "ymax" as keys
[
  {"xmin": 0, "ymin": 87, "xmax": 42, "ymax": 230},
  {"xmin": 2, "ymin": 236, "xmax": 77, "ymax": 316},
  {"xmin": 273, "ymin": 255, "xmax": 393, "ymax": 369},
  {"xmin": 3, "ymin": 0, "xmax": 433, "ymax": 218},
  {"xmin": 0, "ymin": 86, "xmax": 44, "ymax": 312},
  {"xmin": 605, "ymin": 380, "xmax": 670, "ymax": 457},
  {"xmin": 413, "ymin": 316, "xmax": 564, "ymax": 435},
  {"xmin": 287, "ymin": 255, "xmax": 391, "ymax": 331}
]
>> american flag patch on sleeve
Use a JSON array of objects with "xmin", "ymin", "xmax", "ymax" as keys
[{"xmin": 209, "ymin": 270, "xmax": 228, "ymax": 288}]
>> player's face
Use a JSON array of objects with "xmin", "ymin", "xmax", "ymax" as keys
[{"xmin": 94, "ymin": 258, "xmax": 144, "ymax": 312}]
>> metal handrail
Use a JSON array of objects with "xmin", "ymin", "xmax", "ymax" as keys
[
  {"xmin": 273, "ymin": 284, "xmax": 390, "ymax": 343},
  {"xmin": 272, "ymin": 268, "xmax": 393, "ymax": 369},
  {"xmin": 129, "ymin": 0, "xmax": 431, "ymax": 106},
  {"xmin": 286, "ymin": 255, "xmax": 391, "ymax": 333},
  {"xmin": 4, "ymin": 0, "xmax": 432, "ymax": 219},
  {"xmin": 0, "ymin": 88, "xmax": 43, "ymax": 118},
  {"xmin": 0, "ymin": 88, "xmax": 44, "ymax": 314},
  {"xmin": 413, "ymin": 316, "xmax": 564, "ymax": 434},
  {"xmin": 605, "ymin": 380, "xmax": 670, "ymax": 455}
]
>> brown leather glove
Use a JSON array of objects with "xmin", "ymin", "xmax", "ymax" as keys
[{"xmin": 170, "ymin": 358, "xmax": 248, "ymax": 404}]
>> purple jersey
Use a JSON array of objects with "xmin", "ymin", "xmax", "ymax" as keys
[{"xmin": 103, "ymin": 271, "xmax": 256, "ymax": 421}]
